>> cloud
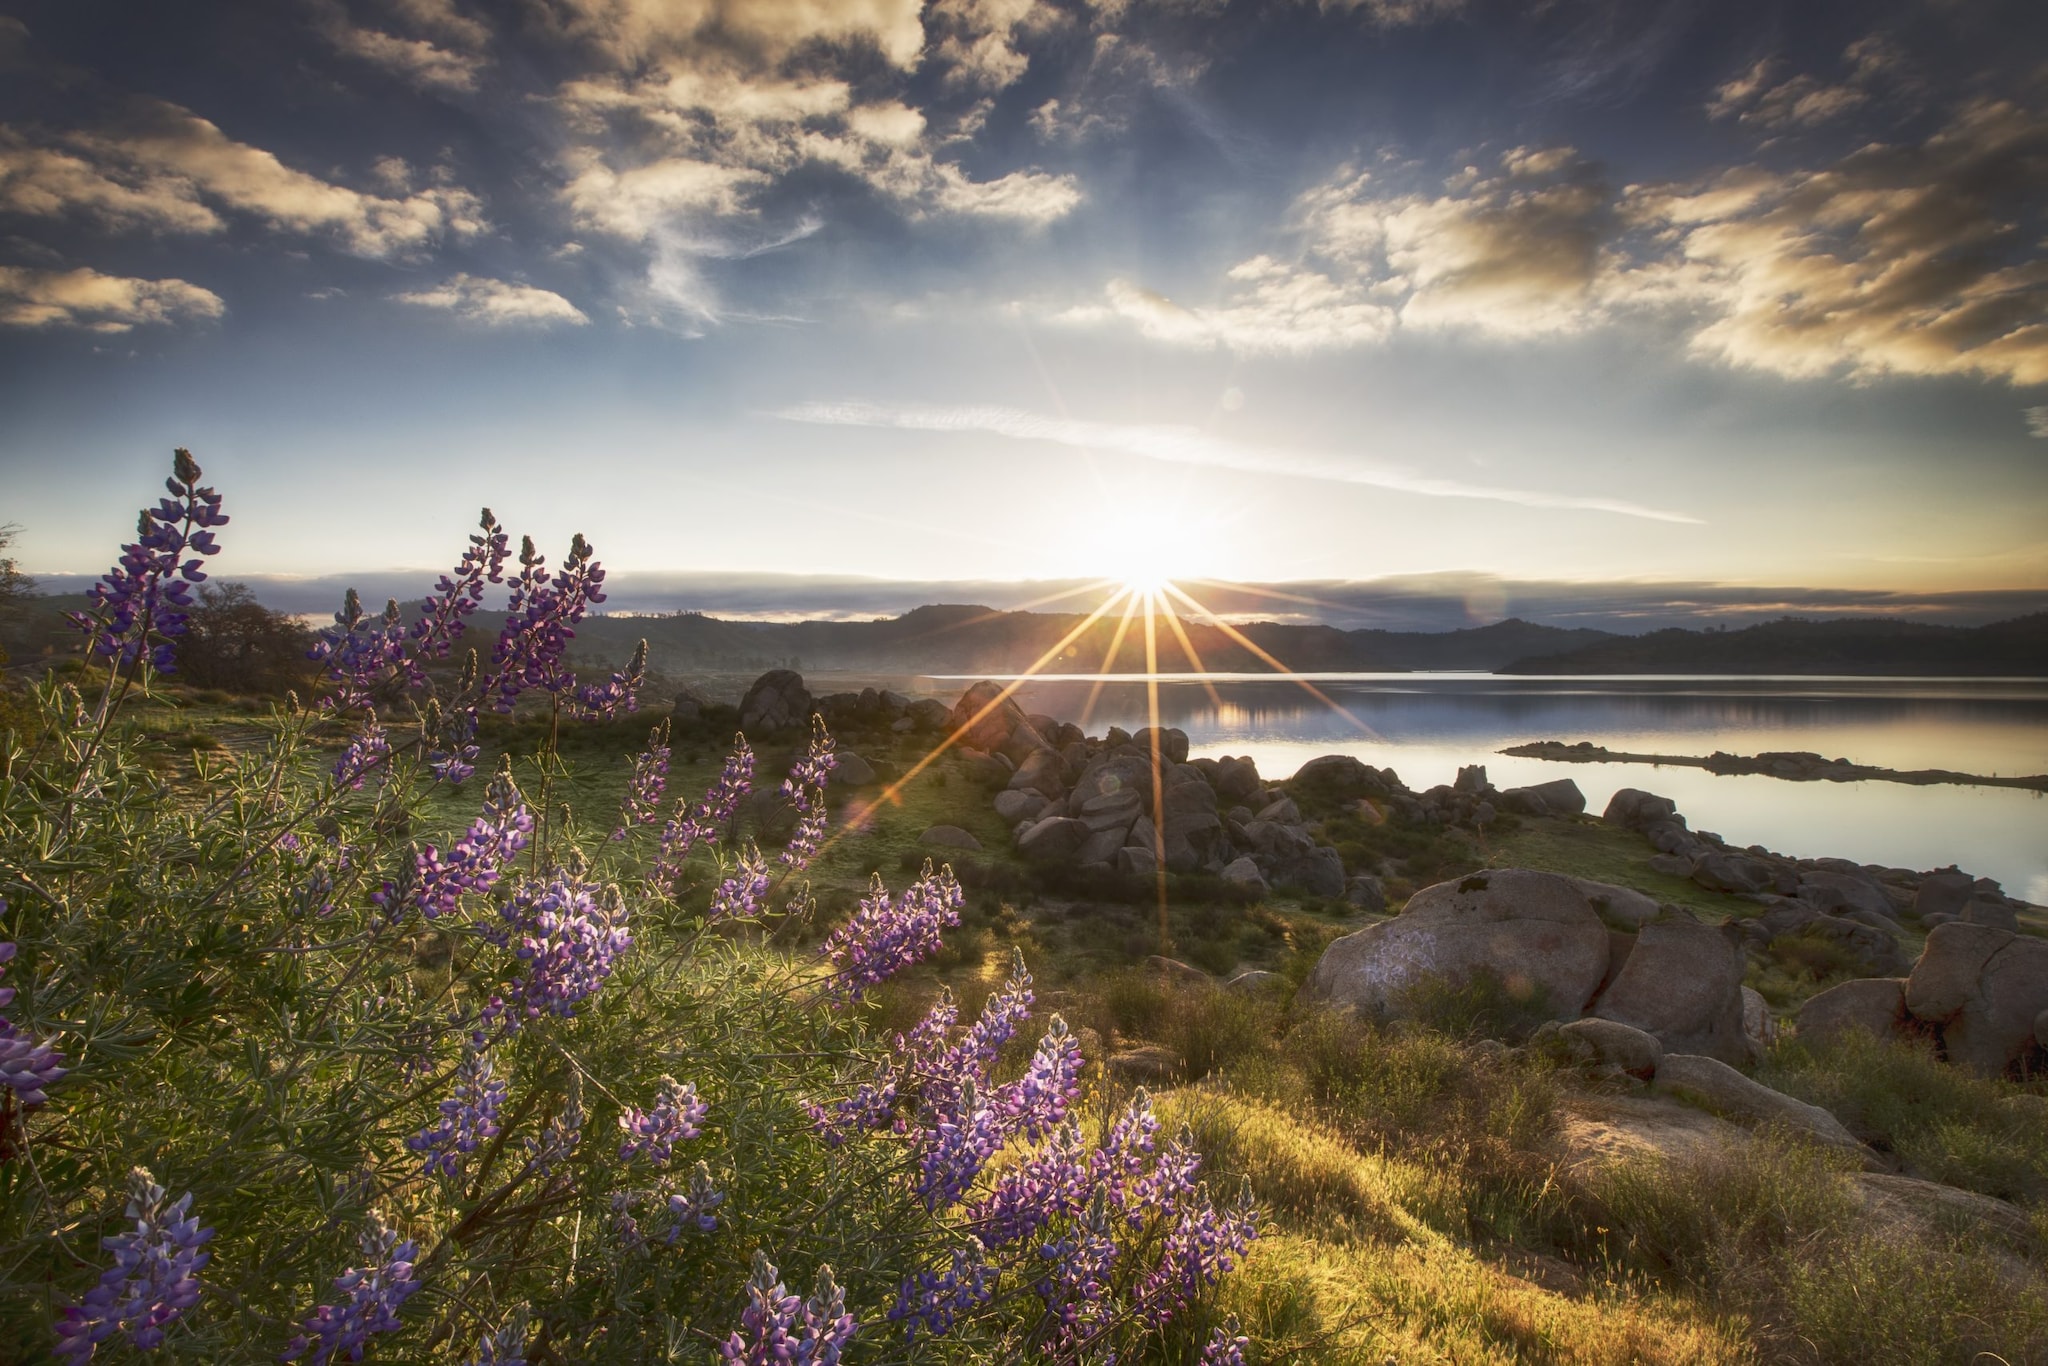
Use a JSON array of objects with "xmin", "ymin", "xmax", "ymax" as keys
[
  {"xmin": 0, "ymin": 100, "xmax": 486, "ymax": 256},
  {"xmin": 2027, "ymin": 407, "xmax": 2048, "ymax": 438},
  {"xmin": 1317, "ymin": 0, "xmax": 1465, "ymax": 26},
  {"xmin": 1708, "ymin": 36, "xmax": 1911, "ymax": 130},
  {"xmin": 0, "ymin": 264, "xmax": 223, "ymax": 331},
  {"xmin": 393, "ymin": 273, "xmax": 588, "ymax": 324},
  {"xmin": 535, "ymin": 0, "xmax": 927, "ymax": 69},
  {"xmin": 774, "ymin": 400, "xmax": 1703, "ymax": 523},
  {"xmin": 927, "ymin": 0, "xmax": 1063, "ymax": 91},
  {"xmin": 320, "ymin": 19, "xmax": 487, "ymax": 93}
]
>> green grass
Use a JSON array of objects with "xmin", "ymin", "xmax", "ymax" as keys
[{"xmin": 1486, "ymin": 816, "xmax": 1759, "ymax": 921}]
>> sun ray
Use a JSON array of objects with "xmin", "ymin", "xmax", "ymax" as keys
[
  {"xmin": 898, "ymin": 578, "xmax": 1124, "ymax": 645},
  {"xmin": 1078, "ymin": 590, "xmax": 1144, "ymax": 729},
  {"xmin": 1180, "ymin": 576, "xmax": 1356, "ymax": 614},
  {"xmin": 835, "ymin": 586, "xmax": 1137, "ymax": 843},
  {"xmin": 1141, "ymin": 589, "xmax": 1170, "ymax": 954},
  {"xmin": 1155, "ymin": 592, "xmax": 1227, "ymax": 712},
  {"xmin": 1164, "ymin": 580, "xmax": 1383, "ymax": 741}
]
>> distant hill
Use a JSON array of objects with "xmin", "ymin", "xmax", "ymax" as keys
[{"xmin": 1500, "ymin": 613, "xmax": 2048, "ymax": 676}]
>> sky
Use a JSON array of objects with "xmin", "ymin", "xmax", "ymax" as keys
[{"xmin": 2, "ymin": 0, "xmax": 2046, "ymax": 630}]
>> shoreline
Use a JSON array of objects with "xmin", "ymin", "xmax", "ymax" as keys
[{"xmin": 1500, "ymin": 740, "xmax": 2048, "ymax": 794}]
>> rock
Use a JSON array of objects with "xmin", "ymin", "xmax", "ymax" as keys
[
  {"xmin": 1914, "ymin": 869, "xmax": 1976, "ymax": 920},
  {"xmin": 1797, "ymin": 871, "xmax": 1896, "ymax": 921},
  {"xmin": 1851, "ymin": 1172, "xmax": 2036, "ymax": 1246},
  {"xmin": 830, "ymin": 751, "xmax": 877, "ymax": 787},
  {"xmin": 1291, "ymin": 754, "xmax": 1388, "ymax": 798},
  {"xmin": 1961, "ymin": 898, "xmax": 2020, "ymax": 932},
  {"xmin": 1653, "ymin": 1053, "xmax": 1866, "ymax": 1156},
  {"xmin": 1213, "ymin": 756, "xmax": 1262, "ymax": 804},
  {"xmin": 1300, "ymin": 869, "xmax": 1615, "ymax": 1021},
  {"xmin": 1805, "ymin": 914, "xmax": 1912, "ymax": 977},
  {"xmin": 906, "ymin": 697, "xmax": 950, "ymax": 730},
  {"xmin": 1273, "ymin": 846, "xmax": 1346, "ymax": 898},
  {"xmin": 1076, "ymin": 827, "xmax": 1126, "ymax": 867},
  {"xmin": 1647, "ymin": 853, "xmax": 1695, "ymax": 878},
  {"xmin": 1244, "ymin": 820, "xmax": 1315, "ymax": 862},
  {"xmin": 950, "ymin": 681, "xmax": 1028, "ymax": 753},
  {"xmin": 1567, "ymin": 878, "xmax": 1662, "ymax": 930},
  {"xmin": 1559, "ymin": 1018, "xmax": 1662, "ymax": 1079},
  {"xmin": 920, "ymin": 825, "xmax": 983, "ymax": 851},
  {"xmin": 1069, "ymin": 755, "xmax": 1157, "ymax": 814},
  {"xmin": 878, "ymin": 688, "xmax": 910, "ymax": 717},
  {"xmin": 1344, "ymin": 875, "xmax": 1387, "ymax": 914},
  {"xmin": 672, "ymin": 685, "xmax": 713, "ymax": 722},
  {"xmin": 1906, "ymin": 922, "xmax": 2048, "ymax": 1076},
  {"xmin": 1838, "ymin": 907, "xmax": 1906, "ymax": 937},
  {"xmin": 1225, "ymin": 969, "xmax": 1284, "ymax": 995},
  {"xmin": 1113, "ymin": 846, "xmax": 1157, "ymax": 878},
  {"xmin": 1017, "ymin": 817, "xmax": 1089, "ymax": 865},
  {"xmin": 1080, "ymin": 802, "xmax": 1141, "ymax": 838},
  {"xmin": 1604, "ymin": 788, "xmax": 1678, "ymax": 831},
  {"xmin": 1146, "ymin": 956, "xmax": 1212, "ymax": 989},
  {"xmin": 1130, "ymin": 727, "xmax": 1190, "ymax": 765},
  {"xmin": 1164, "ymin": 780, "xmax": 1219, "ymax": 815},
  {"xmin": 1454, "ymin": 764, "xmax": 1490, "ymax": 794},
  {"xmin": 1008, "ymin": 749, "xmax": 1067, "ymax": 801},
  {"xmin": 993, "ymin": 790, "xmax": 1050, "ymax": 826},
  {"xmin": 1742, "ymin": 986, "xmax": 1777, "ymax": 1053},
  {"xmin": 1220, "ymin": 856, "xmax": 1269, "ymax": 895},
  {"xmin": 1522, "ymin": 778, "xmax": 1586, "ymax": 816},
  {"xmin": 1592, "ymin": 916, "xmax": 1751, "ymax": 1064},
  {"xmin": 1106, "ymin": 1046, "xmax": 1181, "ymax": 1084},
  {"xmin": 738, "ymin": 669, "xmax": 812, "ymax": 734},
  {"xmin": 1159, "ymin": 808, "xmax": 1223, "ymax": 872},
  {"xmin": 1253, "ymin": 796, "xmax": 1302, "ymax": 825},
  {"xmin": 1691, "ymin": 851, "xmax": 1778, "ymax": 895},
  {"xmin": 1796, "ymin": 978, "xmax": 1905, "ymax": 1047}
]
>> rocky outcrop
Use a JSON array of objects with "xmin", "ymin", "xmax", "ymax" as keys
[
  {"xmin": 1653, "ymin": 1053, "xmax": 1867, "ymax": 1157},
  {"xmin": 1498, "ymin": 778, "xmax": 1587, "ymax": 816},
  {"xmin": 1593, "ymin": 915, "xmax": 1751, "ymax": 1064},
  {"xmin": 1905, "ymin": 923, "xmax": 2048, "ymax": 1076},
  {"xmin": 1796, "ymin": 978, "xmax": 1906, "ymax": 1046},
  {"xmin": 951, "ymin": 681, "xmax": 1028, "ymax": 754},
  {"xmin": 738, "ymin": 669, "xmax": 812, "ymax": 734},
  {"xmin": 1558, "ymin": 1018, "xmax": 1662, "ymax": 1079}
]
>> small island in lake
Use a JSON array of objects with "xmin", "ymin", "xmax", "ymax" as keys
[{"xmin": 1501, "ymin": 739, "xmax": 2048, "ymax": 793}]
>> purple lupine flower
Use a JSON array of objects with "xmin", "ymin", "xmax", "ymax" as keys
[
  {"xmin": 990, "ymin": 1016, "xmax": 1082, "ymax": 1143},
  {"xmin": 331, "ymin": 719, "xmax": 391, "ymax": 791},
  {"xmin": 935, "ymin": 954, "xmax": 1032, "ymax": 1086},
  {"xmin": 663, "ymin": 1160, "xmax": 726, "ymax": 1239},
  {"xmin": 406, "ymin": 508, "xmax": 510, "ymax": 679},
  {"xmin": 66, "ymin": 449, "xmax": 228, "ymax": 674},
  {"xmin": 1200, "ymin": 1319, "xmax": 1250, "ymax": 1366},
  {"xmin": 1134, "ymin": 1181, "xmax": 1258, "ymax": 1327},
  {"xmin": 1035, "ymin": 1188, "xmax": 1120, "ymax": 1336},
  {"xmin": 406, "ymin": 1050, "xmax": 506, "ymax": 1178},
  {"xmin": 914, "ymin": 1076, "xmax": 1007, "ymax": 1212},
  {"xmin": 486, "ymin": 534, "xmax": 607, "ymax": 714},
  {"xmin": 394, "ymin": 758, "xmax": 532, "ymax": 920},
  {"xmin": 612, "ymin": 721, "xmax": 670, "ymax": 840},
  {"xmin": 310, "ymin": 591, "xmax": 408, "ymax": 712},
  {"xmin": 610, "ymin": 1191, "xmax": 647, "ymax": 1254},
  {"xmin": 654, "ymin": 735, "xmax": 755, "ymax": 881},
  {"xmin": 574, "ymin": 638, "xmax": 647, "ymax": 721},
  {"xmin": 50, "ymin": 1167, "xmax": 213, "ymax": 1362},
  {"xmin": 485, "ymin": 868, "xmax": 630, "ymax": 1024},
  {"xmin": 707, "ymin": 844, "xmax": 772, "ymax": 922},
  {"xmin": 819, "ymin": 862, "xmax": 964, "ymax": 1000},
  {"xmin": 889, "ymin": 1241, "xmax": 991, "ymax": 1343},
  {"xmin": 467, "ymin": 1308, "xmax": 528, "ymax": 1366},
  {"xmin": 805, "ymin": 1059, "xmax": 900, "ymax": 1146},
  {"xmin": 968, "ymin": 1121, "xmax": 1092, "ymax": 1251},
  {"xmin": 618, "ymin": 1075, "xmax": 707, "ymax": 1166},
  {"xmin": 282, "ymin": 1213, "xmax": 421, "ymax": 1365},
  {"xmin": 0, "ymin": 939, "xmax": 67, "ymax": 1105},
  {"xmin": 426, "ymin": 704, "xmax": 481, "ymax": 786},
  {"xmin": 525, "ymin": 1086, "xmax": 583, "ymax": 1179},
  {"xmin": 719, "ymin": 1252, "xmax": 856, "ymax": 1366},
  {"xmin": 778, "ymin": 716, "xmax": 837, "ymax": 870}
]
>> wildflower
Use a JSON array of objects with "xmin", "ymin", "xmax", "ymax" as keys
[
  {"xmin": 331, "ymin": 719, "xmax": 390, "ymax": 790},
  {"xmin": 407, "ymin": 1050, "xmax": 506, "ymax": 1178},
  {"xmin": 655, "ymin": 735, "xmax": 754, "ymax": 879},
  {"xmin": 612, "ymin": 721, "xmax": 670, "ymax": 839},
  {"xmin": 467, "ymin": 1308, "xmax": 528, "ymax": 1366},
  {"xmin": 778, "ymin": 715, "xmax": 837, "ymax": 870},
  {"xmin": 310, "ymin": 591, "xmax": 407, "ymax": 712},
  {"xmin": 1200, "ymin": 1319, "xmax": 1250, "ymax": 1366},
  {"xmin": 575, "ymin": 638, "xmax": 647, "ymax": 720},
  {"xmin": 486, "ymin": 867, "xmax": 631, "ymax": 1024},
  {"xmin": 1036, "ymin": 1188, "xmax": 1119, "ymax": 1335},
  {"xmin": 890, "ymin": 1241, "xmax": 991, "ymax": 1343},
  {"xmin": 406, "ymin": 508, "xmax": 509, "ymax": 676},
  {"xmin": 618, "ymin": 1076, "xmax": 707, "ymax": 1166},
  {"xmin": 707, "ymin": 844, "xmax": 771, "ymax": 922},
  {"xmin": 1134, "ymin": 1181, "xmax": 1258, "ymax": 1326},
  {"xmin": 915, "ymin": 1075, "xmax": 1007, "ymax": 1211},
  {"xmin": 663, "ymin": 1161, "xmax": 726, "ymax": 1238},
  {"xmin": 400, "ymin": 758, "xmax": 532, "ymax": 920},
  {"xmin": 51, "ymin": 1168, "xmax": 213, "ymax": 1362},
  {"xmin": 819, "ymin": 862, "xmax": 964, "ymax": 999},
  {"xmin": 425, "ymin": 702, "xmax": 481, "ymax": 786},
  {"xmin": 67, "ymin": 448, "xmax": 228, "ymax": 674},
  {"xmin": 487, "ymin": 534, "xmax": 607, "ymax": 713},
  {"xmin": 993, "ymin": 1016, "xmax": 1082, "ymax": 1142},
  {"xmin": 609, "ymin": 1192, "xmax": 647, "ymax": 1254},
  {"xmin": 720, "ymin": 1252, "xmax": 855, "ymax": 1366},
  {"xmin": 0, "ymin": 939, "xmax": 66, "ymax": 1105},
  {"xmin": 281, "ymin": 1213, "xmax": 421, "ymax": 1366}
]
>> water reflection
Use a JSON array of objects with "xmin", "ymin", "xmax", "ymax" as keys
[{"xmin": 919, "ymin": 674, "xmax": 2048, "ymax": 904}]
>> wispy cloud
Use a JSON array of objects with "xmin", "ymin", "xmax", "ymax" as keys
[
  {"xmin": 2027, "ymin": 406, "xmax": 2048, "ymax": 439},
  {"xmin": 774, "ymin": 400, "xmax": 1704, "ymax": 524}
]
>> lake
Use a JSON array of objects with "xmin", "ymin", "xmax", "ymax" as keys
[{"xmin": 920, "ymin": 674, "xmax": 2048, "ymax": 905}]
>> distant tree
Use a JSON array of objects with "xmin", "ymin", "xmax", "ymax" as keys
[
  {"xmin": 0, "ymin": 522, "xmax": 32, "ymax": 617},
  {"xmin": 176, "ymin": 582, "xmax": 315, "ymax": 695}
]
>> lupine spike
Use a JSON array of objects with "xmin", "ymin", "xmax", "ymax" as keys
[{"xmin": 51, "ymin": 1167, "xmax": 212, "ymax": 1362}]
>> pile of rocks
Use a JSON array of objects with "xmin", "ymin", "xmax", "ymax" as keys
[
  {"xmin": 733, "ymin": 670, "xmax": 951, "ymax": 736},
  {"xmin": 946, "ymin": 682, "xmax": 1382, "ymax": 903},
  {"xmin": 1797, "ymin": 924, "xmax": 2048, "ymax": 1076}
]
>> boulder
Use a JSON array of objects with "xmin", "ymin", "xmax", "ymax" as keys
[
  {"xmin": 1300, "ymin": 869, "xmax": 1615, "ymax": 1021},
  {"xmin": 950, "ymin": 681, "xmax": 1028, "ymax": 753},
  {"xmin": 1130, "ymin": 727, "xmax": 1190, "ymax": 765},
  {"xmin": 1520, "ymin": 778, "xmax": 1586, "ymax": 816},
  {"xmin": 830, "ymin": 751, "xmax": 877, "ymax": 788},
  {"xmin": 1017, "ymin": 817, "xmax": 1088, "ymax": 865},
  {"xmin": 1592, "ymin": 916, "xmax": 1751, "ymax": 1064},
  {"xmin": 1906, "ymin": 922, "xmax": 2048, "ymax": 1076},
  {"xmin": 1069, "ymin": 755, "xmax": 1157, "ymax": 814},
  {"xmin": 993, "ymin": 790, "xmax": 1050, "ymax": 826},
  {"xmin": 1220, "ymin": 857, "xmax": 1268, "ymax": 896},
  {"xmin": 1163, "ymin": 780, "xmax": 1219, "ymax": 816},
  {"xmin": 1244, "ymin": 819, "xmax": 1315, "ymax": 862},
  {"xmin": 1344, "ymin": 875, "xmax": 1387, "ymax": 914},
  {"xmin": 1797, "ymin": 871, "xmax": 1895, "ymax": 921},
  {"xmin": 1604, "ymin": 788, "xmax": 1678, "ymax": 831},
  {"xmin": 1213, "ymin": 756, "xmax": 1263, "ymax": 804},
  {"xmin": 1225, "ymin": 969, "xmax": 1284, "ymax": 995},
  {"xmin": 905, "ymin": 697, "xmax": 951, "ymax": 730},
  {"xmin": 1159, "ymin": 808, "xmax": 1223, "ymax": 872},
  {"xmin": 1454, "ymin": 764, "xmax": 1490, "ymax": 794},
  {"xmin": 1106, "ymin": 1046, "xmax": 1181, "ymax": 1084},
  {"xmin": 1076, "ymin": 827, "xmax": 1126, "ymax": 867},
  {"xmin": 1691, "ymin": 851, "xmax": 1778, "ymax": 895},
  {"xmin": 1008, "ymin": 749, "xmax": 1067, "ymax": 802},
  {"xmin": 1113, "ymin": 846, "xmax": 1157, "ymax": 878},
  {"xmin": 955, "ymin": 748, "xmax": 1013, "ymax": 787},
  {"xmin": 1559, "ymin": 1018, "xmax": 1662, "ymax": 1079},
  {"xmin": 2036, "ymin": 1008, "xmax": 2048, "ymax": 1049},
  {"xmin": 672, "ymin": 685, "xmax": 714, "ymax": 722},
  {"xmin": 920, "ymin": 825, "xmax": 983, "ymax": 851},
  {"xmin": 1653, "ymin": 1053, "xmax": 1865, "ymax": 1156},
  {"xmin": 1914, "ymin": 869, "xmax": 1976, "ymax": 920},
  {"xmin": 1254, "ymin": 795, "xmax": 1302, "ymax": 825},
  {"xmin": 738, "ymin": 669, "xmax": 812, "ymax": 734},
  {"xmin": 878, "ymin": 688, "xmax": 910, "ymax": 717},
  {"xmin": 1647, "ymin": 853, "xmax": 1696, "ymax": 878},
  {"xmin": 1796, "ymin": 978, "xmax": 1906, "ymax": 1047},
  {"xmin": 1961, "ymin": 898, "xmax": 2020, "ymax": 932},
  {"xmin": 1741, "ymin": 986, "xmax": 1777, "ymax": 1053},
  {"xmin": 1146, "ymin": 955, "xmax": 1213, "ymax": 989},
  {"xmin": 1273, "ymin": 847, "xmax": 1346, "ymax": 898},
  {"xmin": 1567, "ymin": 878, "xmax": 1662, "ymax": 930},
  {"xmin": 1291, "ymin": 754, "xmax": 1387, "ymax": 797}
]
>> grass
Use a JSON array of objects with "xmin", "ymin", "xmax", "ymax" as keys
[{"xmin": 1486, "ymin": 817, "xmax": 1759, "ymax": 922}]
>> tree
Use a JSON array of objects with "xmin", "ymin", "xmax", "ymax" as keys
[
  {"xmin": 0, "ymin": 522, "xmax": 32, "ymax": 617},
  {"xmin": 176, "ymin": 582, "xmax": 315, "ymax": 695}
]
